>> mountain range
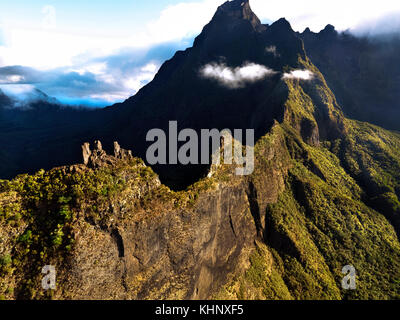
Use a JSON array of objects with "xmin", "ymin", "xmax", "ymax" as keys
[{"xmin": 1, "ymin": 0, "xmax": 400, "ymax": 300}]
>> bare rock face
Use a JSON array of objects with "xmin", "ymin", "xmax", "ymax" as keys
[
  {"xmin": 81, "ymin": 140, "xmax": 134, "ymax": 168},
  {"xmin": 114, "ymin": 141, "xmax": 121, "ymax": 158},
  {"xmin": 94, "ymin": 140, "xmax": 103, "ymax": 151},
  {"xmin": 114, "ymin": 141, "xmax": 133, "ymax": 160},
  {"xmin": 55, "ymin": 180, "xmax": 263, "ymax": 300},
  {"xmin": 81, "ymin": 143, "xmax": 92, "ymax": 166}
]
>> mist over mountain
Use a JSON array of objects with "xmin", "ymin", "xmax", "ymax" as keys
[
  {"xmin": 0, "ymin": 38, "xmax": 194, "ymax": 108},
  {"xmin": 0, "ymin": 85, "xmax": 61, "ymax": 109},
  {"xmin": 299, "ymin": 25, "xmax": 400, "ymax": 131},
  {"xmin": 351, "ymin": 12, "xmax": 400, "ymax": 37}
]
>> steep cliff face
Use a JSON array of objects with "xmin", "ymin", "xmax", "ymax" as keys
[
  {"xmin": 0, "ymin": 128, "xmax": 290, "ymax": 300},
  {"xmin": 299, "ymin": 26, "xmax": 400, "ymax": 131}
]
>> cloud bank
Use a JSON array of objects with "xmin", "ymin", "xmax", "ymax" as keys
[
  {"xmin": 351, "ymin": 13, "xmax": 400, "ymax": 37},
  {"xmin": 282, "ymin": 70, "xmax": 314, "ymax": 80},
  {"xmin": 0, "ymin": 84, "xmax": 59, "ymax": 109},
  {"xmin": 0, "ymin": 62, "xmax": 159, "ymax": 107},
  {"xmin": 201, "ymin": 62, "xmax": 277, "ymax": 88},
  {"xmin": 0, "ymin": 39, "xmax": 192, "ymax": 107}
]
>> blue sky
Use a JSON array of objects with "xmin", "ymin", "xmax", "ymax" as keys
[
  {"xmin": 0, "ymin": 0, "xmax": 400, "ymax": 107},
  {"xmin": 0, "ymin": 0, "xmax": 190, "ymax": 37}
]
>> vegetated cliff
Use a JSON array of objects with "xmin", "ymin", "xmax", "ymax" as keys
[{"xmin": 1, "ymin": 53, "xmax": 400, "ymax": 299}]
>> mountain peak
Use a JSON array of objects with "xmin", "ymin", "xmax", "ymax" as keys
[
  {"xmin": 321, "ymin": 24, "xmax": 337, "ymax": 36},
  {"xmin": 193, "ymin": 0, "xmax": 265, "ymax": 48},
  {"xmin": 270, "ymin": 18, "xmax": 292, "ymax": 30},
  {"xmin": 267, "ymin": 17, "xmax": 295, "ymax": 38},
  {"xmin": 213, "ymin": 0, "xmax": 261, "ymax": 29}
]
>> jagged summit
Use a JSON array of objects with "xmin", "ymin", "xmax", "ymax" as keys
[
  {"xmin": 303, "ymin": 27, "xmax": 312, "ymax": 34},
  {"xmin": 322, "ymin": 24, "xmax": 336, "ymax": 32},
  {"xmin": 267, "ymin": 17, "xmax": 295, "ymax": 37},
  {"xmin": 193, "ymin": 0, "xmax": 265, "ymax": 48},
  {"xmin": 214, "ymin": 0, "xmax": 262, "ymax": 29},
  {"xmin": 300, "ymin": 24, "xmax": 338, "ymax": 38},
  {"xmin": 270, "ymin": 18, "xmax": 292, "ymax": 29},
  {"xmin": 320, "ymin": 24, "xmax": 337, "ymax": 37}
]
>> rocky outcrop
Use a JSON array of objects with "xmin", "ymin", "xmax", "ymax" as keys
[
  {"xmin": 81, "ymin": 143, "xmax": 92, "ymax": 166},
  {"xmin": 114, "ymin": 141, "xmax": 133, "ymax": 159},
  {"xmin": 82, "ymin": 140, "xmax": 133, "ymax": 168}
]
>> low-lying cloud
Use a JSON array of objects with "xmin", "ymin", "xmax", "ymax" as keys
[
  {"xmin": 0, "ymin": 84, "xmax": 59, "ymax": 109},
  {"xmin": 351, "ymin": 12, "xmax": 400, "ymax": 37},
  {"xmin": 282, "ymin": 69, "xmax": 314, "ymax": 80},
  {"xmin": 201, "ymin": 62, "xmax": 277, "ymax": 89}
]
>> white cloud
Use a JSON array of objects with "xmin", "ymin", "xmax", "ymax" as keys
[
  {"xmin": 201, "ymin": 62, "xmax": 277, "ymax": 88},
  {"xmin": 124, "ymin": 63, "xmax": 159, "ymax": 92},
  {"xmin": 0, "ymin": 74, "xmax": 24, "ymax": 83},
  {"xmin": 0, "ymin": 84, "xmax": 35, "ymax": 96},
  {"xmin": 141, "ymin": 0, "xmax": 225, "ymax": 45},
  {"xmin": 282, "ymin": 69, "xmax": 314, "ymax": 80},
  {"xmin": 69, "ymin": 62, "xmax": 107, "ymax": 76},
  {"xmin": 0, "ymin": 27, "xmax": 126, "ymax": 70}
]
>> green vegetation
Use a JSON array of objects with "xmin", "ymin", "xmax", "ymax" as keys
[
  {"xmin": 2, "ymin": 62, "xmax": 400, "ymax": 300},
  {"xmin": 214, "ymin": 70, "xmax": 400, "ymax": 300},
  {"xmin": 266, "ymin": 127, "xmax": 400, "ymax": 299},
  {"xmin": 0, "ymin": 156, "xmax": 222, "ymax": 299}
]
